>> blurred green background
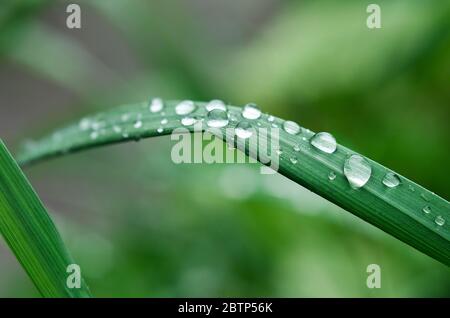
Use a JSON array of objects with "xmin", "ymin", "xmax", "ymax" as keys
[{"xmin": 0, "ymin": 0, "xmax": 449, "ymax": 297}]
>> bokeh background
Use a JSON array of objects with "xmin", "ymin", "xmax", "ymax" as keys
[{"xmin": 0, "ymin": 0, "xmax": 449, "ymax": 297}]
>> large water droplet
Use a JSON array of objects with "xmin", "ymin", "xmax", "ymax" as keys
[
  {"xmin": 205, "ymin": 99, "xmax": 227, "ymax": 112},
  {"xmin": 310, "ymin": 132, "xmax": 337, "ymax": 154},
  {"xmin": 149, "ymin": 98, "xmax": 164, "ymax": 113},
  {"xmin": 175, "ymin": 100, "xmax": 196, "ymax": 115},
  {"xmin": 242, "ymin": 103, "xmax": 261, "ymax": 120},
  {"xmin": 283, "ymin": 121, "xmax": 301, "ymax": 135},
  {"xmin": 382, "ymin": 172, "xmax": 401, "ymax": 188},
  {"xmin": 235, "ymin": 121, "xmax": 254, "ymax": 139},
  {"xmin": 344, "ymin": 155, "xmax": 372, "ymax": 188},
  {"xmin": 206, "ymin": 109, "xmax": 229, "ymax": 128},
  {"xmin": 328, "ymin": 171, "xmax": 336, "ymax": 181},
  {"xmin": 435, "ymin": 215, "xmax": 445, "ymax": 226},
  {"xmin": 181, "ymin": 116, "xmax": 197, "ymax": 126},
  {"xmin": 422, "ymin": 205, "xmax": 431, "ymax": 214}
]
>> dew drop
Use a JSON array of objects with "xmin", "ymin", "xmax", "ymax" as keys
[
  {"xmin": 242, "ymin": 103, "xmax": 261, "ymax": 120},
  {"xmin": 90, "ymin": 131, "xmax": 98, "ymax": 140},
  {"xmin": 408, "ymin": 185, "xmax": 415, "ymax": 192},
  {"xmin": 149, "ymin": 98, "xmax": 164, "ymax": 113},
  {"xmin": 113, "ymin": 125, "xmax": 122, "ymax": 133},
  {"xmin": 382, "ymin": 172, "xmax": 401, "ymax": 188},
  {"xmin": 328, "ymin": 171, "xmax": 336, "ymax": 181},
  {"xmin": 290, "ymin": 157, "xmax": 298, "ymax": 164},
  {"xmin": 271, "ymin": 123, "xmax": 278, "ymax": 128},
  {"xmin": 344, "ymin": 155, "xmax": 372, "ymax": 188},
  {"xmin": 422, "ymin": 205, "xmax": 431, "ymax": 214},
  {"xmin": 276, "ymin": 149, "xmax": 283, "ymax": 156},
  {"xmin": 206, "ymin": 109, "xmax": 229, "ymax": 128},
  {"xmin": 420, "ymin": 193, "xmax": 430, "ymax": 202},
  {"xmin": 79, "ymin": 118, "xmax": 91, "ymax": 131},
  {"xmin": 175, "ymin": 100, "xmax": 196, "ymax": 115},
  {"xmin": 283, "ymin": 121, "xmax": 301, "ymax": 135},
  {"xmin": 134, "ymin": 120, "xmax": 142, "ymax": 129},
  {"xmin": 122, "ymin": 132, "xmax": 129, "ymax": 138},
  {"xmin": 205, "ymin": 99, "xmax": 227, "ymax": 112},
  {"xmin": 267, "ymin": 115, "xmax": 275, "ymax": 122},
  {"xmin": 181, "ymin": 116, "xmax": 197, "ymax": 126},
  {"xmin": 121, "ymin": 113, "xmax": 130, "ymax": 122},
  {"xmin": 157, "ymin": 127, "xmax": 164, "ymax": 133},
  {"xmin": 310, "ymin": 132, "xmax": 337, "ymax": 154},
  {"xmin": 161, "ymin": 118, "xmax": 168, "ymax": 125},
  {"xmin": 235, "ymin": 121, "xmax": 254, "ymax": 139},
  {"xmin": 435, "ymin": 215, "xmax": 445, "ymax": 226},
  {"xmin": 293, "ymin": 144, "xmax": 300, "ymax": 152}
]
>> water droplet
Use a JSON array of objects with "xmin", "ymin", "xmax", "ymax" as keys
[
  {"xmin": 205, "ymin": 99, "xmax": 227, "ymax": 112},
  {"xmin": 420, "ymin": 193, "xmax": 430, "ymax": 202},
  {"xmin": 422, "ymin": 205, "xmax": 431, "ymax": 214},
  {"xmin": 310, "ymin": 132, "xmax": 337, "ymax": 154},
  {"xmin": 271, "ymin": 123, "xmax": 278, "ymax": 128},
  {"xmin": 122, "ymin": 132, "xmax": 129, "ymax": 138},
  {"xmin": 79, "ymin": 118, "xmax": 91, "ymax": 131},
  {"xmin": 293, "ymin": 144, "xmax": 300, "ymax": 152},
  {"xmin": 206, "ymin": 109, "xmax": 229, "ymax": 128},
  {"xmin": 276, "ymin": 149, "xmax": 283, "ymax": 156},
  {"xmin": 242, "ymin": 103, "xmax": 261, "ymax": 120},
  {"xmin": 290, "ymin": 157, "xmax": 298, "ymax": 164},
  {"xmin": 344, "ymin": 155, "xmax": 372, "ymax": 188},
  {"xmin": 283, "ymin": 121, "xmax": 301, "ymax": 135},
  {"xmin": 267, "ymin": 115, "xmax": 275, "ymax": 122},
  {"xmin": 121, "ymin": 113, "xmax": 130, "ymax": 122},
  {"xmin": 91, "ymin": 121, "xmax": 104, "ymax": 131},
  {"xmin": 90, "ymin": 131, "xmax": 98, "ymax": 140},
  {"xmin": 157, "ymin": 127, "xmax": 164, "ymax": 133},
  {"xmin": 149, "ymin": 98, "xmax": 164, "ymax": 113},
  {"xmin": 181, "ymin": 116, "xmax": 197, "ymax": 126},
  {"xmin": 175, "ymin": 100, "xmax": 196, "ymax": 115},
  {"xmin": 134, "ymin": 120, "xmax": 142, "ymax": 129},
  {"xmin": 382, "ymin": 172, "xmax": 401, "ymax": 188},
  {"xmin": 435, "ymin": 215, "xmax": 445, "ymax": 226},
  {"xmin": 161, "ymin": 118, "xmax": 168, "ymax": 125},
  {"xmin": 235, "ymin": 121, "xmax": 254, "ymax": 139},
  {"xmin": 113, "ymin": 125, "xmax": 122, "ymax": 133},
  {"xmin": 328, "ymin": 171, "xmax": 336, "ymax": 181}
]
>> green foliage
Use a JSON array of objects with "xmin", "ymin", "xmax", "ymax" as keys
[
  {"xmin": 16, "ymin": 101, "xmax": 450, "ymax": 266},
  {"xmin": 0, "ymin": 140, "xmax": 91, "ymax": 297}
]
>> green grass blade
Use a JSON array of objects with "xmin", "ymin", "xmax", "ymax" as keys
[
  {"xmin": 0, "ymin": 140, "xmax": 91, "ymax": 297},
  {"xmin": 16, "ymin": 100, "xmax": 450, "ymax": 266}
]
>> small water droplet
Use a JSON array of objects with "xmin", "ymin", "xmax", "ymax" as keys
[
  {"xmin": 435, "ymin": 215, "xmax": 445, "ymax": 226},
  {"xmin": 283, "ymin": 121, "xmax": 301, "ymax": 135},
  {"xmin": 267, "ymin": 115, "xmax": 275, "ymax": 122},
  {"xmin": 91, "ymin": 121, "xmax": 104, "ymax": 131},
  {"xmin": 293, "ymin": 144, "xmax": 300, "ymax": 152},
  {"xmin": 79, "ymin": 118, "xmax": 91, "ymax": 131},
  {"xmin": 161, "ymin": 118, "xmax": 168, "ymax": 125},
  {"xmin": 121, "ymin": 113, "xmax": 130, "ymax": 122},
  {"xmin": 134, "ymin": 120, "xmax": 142, "ymax": 129},
  {"xmin": 408, "ymin": 185, "xmax": 415, "ymax": 192},
  {"xmin": 205, "ymin": 99, "xmax": 227, "ymax": 112},
  {"xmin": 122, "ymin": 132, "xmax": 129, "ymax": 138},
  {"xmin": 90, "ymin": 131, "xmax": 98, "ymax": 140},
  {"xmin": 235, "ymin": 121, "xmax": 254, "ymax": 139},
  {"xmin": 382, "ymin": 172, "xmax": 401, "ymax": 188},
  {"xmin": 420, "ymin": 193, "xmax": 430, "ymax": 202},
  {"xmin": 422, "ymin": 205, "xmax": 431, "ymax": 214},
  {"xmin": 157, "ymin": 127, "xmax": 164, "ymax": 133},
  {"xmin": 181, "ymin": 116, "xmax": 197, "ymax": 126},
  {"xmin": 290, "ymin": 157, "xmax": 298, "ymax": 164},
  {"xmin": 276, "ymin": 148, "xmax": 283, "ymax": 156},
  {"xmin": 271, "ymin": 123, "xmax": 278, "ymax": 128},
  {"xmin": 113, "ymin": 125, "xmax": 122, "ymax": 133},
  {"xmin": 206, "ymin": 109, "xmax": 229, "ymax": 128},
  {"xmin": 149, "ymin": 98, "xmax": 164, "ymax": 113},
  {"xmin": 344, "ymin": 155, "xmax": 372, "ymax": 188},
  {"xmin": 242, "ymin": 103, "xmax": 261, "ymax": 120},
  {"xmin": 328, "ymin": 171, "xmax": 336, "ymax": 181},
  {"xmin": 310, "ymin": 132, "xmax": 337, "ymax": 154},
  {"xmin": 175, "ymin": 100, "xmax": 196, "ymax": 115}
]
